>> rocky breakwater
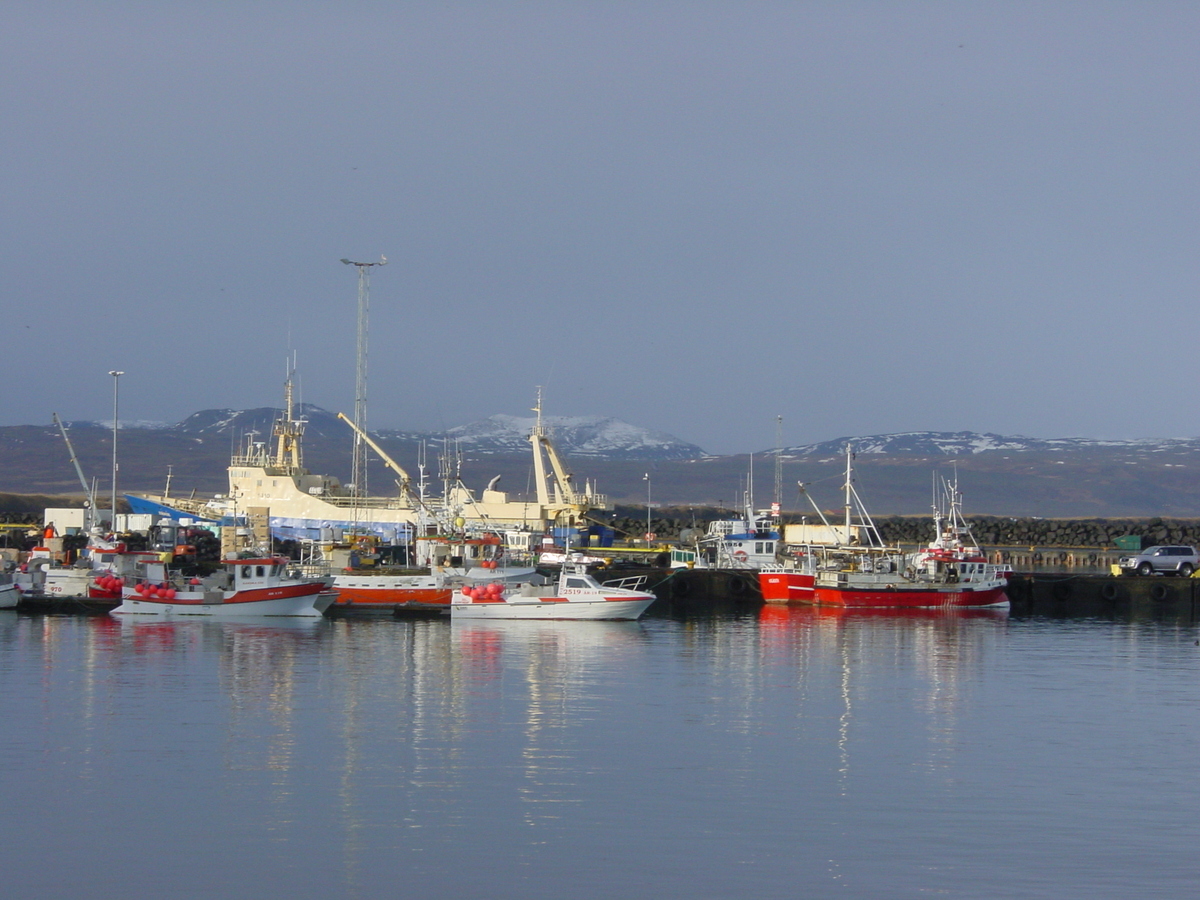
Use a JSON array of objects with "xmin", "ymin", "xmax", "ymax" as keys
[
  {"xmin": 606, "ymin": 511, "xmax": 1200, "ymax": 554},
  {"xmin": 873, "ymin": 516, "xmax": 1200, "ymax": 551}
]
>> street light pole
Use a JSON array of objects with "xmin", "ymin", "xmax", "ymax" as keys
[{"xmin": 108, "ymin": 370, "xmax": 124, "ymax": 531}]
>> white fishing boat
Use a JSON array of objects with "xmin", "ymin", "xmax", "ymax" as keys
[
  {"xmin": 327, "ymin": 530, "xmax": 545, "ymax": 613},
  {"xmin": 672, "ymin": 508, "xmax": 781, "ymax": 570},
  {"xmin": 908, "ymin": 468, "xmax": 1014, "ymax": 579},
  {"xmin": 112, "ymin": 556, "xmax": 335, "ymax": 617},
  {"xmin": 32, "ymin": 534, "xmax": 162, "ymax": 601},
  {"xmin": 450, "ymin": 565, "xmax": 656, "ymax": 621}
]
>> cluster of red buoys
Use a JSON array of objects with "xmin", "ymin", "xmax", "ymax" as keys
[
  {"xmin": 460, "ymin": 582, "xmax": 505, "ymax": 602},
  {"xmin": 134, "ymin": 582, "xmax": 177, "ymax": 600},
  {"xmin": 478, "ymin": 559, "xmax": 502, "ymax": 569},
  {"xmin": 94, "ymin": 574, "xmax": 125, "ymax": 593}
]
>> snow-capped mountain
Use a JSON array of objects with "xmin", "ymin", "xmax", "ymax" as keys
[
  {"xmin": 171, "ymin": 404, "xmax": 352, "ymax": 441},
  {"xmin": 443, "ymin": 414, "xmax": 704, "ymax": 460},
  {"xmin": 159, "ymin": 406, "xmax": 703, "ymax": 461},
  {"xmin": 776, "ymin": 431, "xmax": 1200, "ymax": 458}
]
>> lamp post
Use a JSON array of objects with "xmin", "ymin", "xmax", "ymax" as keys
[
  {"xmin": 643, "ymin": 472, "xmax": 651, "ymax": 544},
  {"xmin": 108, "ymin": 370, "xmax": 124, "ymax": 531}
]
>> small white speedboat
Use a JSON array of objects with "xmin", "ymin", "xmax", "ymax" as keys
[
  {"xmin": 450, "ymin": 566, "xmax": 656, "ymax": 621},
  {"xmin": 112, "ymin": 557, "xmax": 334, "ymax": 618}
]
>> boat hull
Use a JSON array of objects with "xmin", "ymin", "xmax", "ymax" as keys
[
  {"xmin": 812, "ymin": 584, "xmax": 1009, "ymax": 608},
  {"xmin": 113, "ymin": 585, "xmax": 335, "ymax": 617},
  {"xmin": 760, "ymin": 571, "xmax": 816, "ymax": 603},
  {"xmin": 331, "ymin": 586, "xmax": 452, "ymax": 612},
  {"xmin": 758, "ymin": 571, "xmax": 1008, "ymax": 608},
  {"xmin": 0, "ymin": 584, "xmax": 18, "ymax": 609},
  {"xmin": 451, "ymin": 596, "xmax": 655, "ymax": 621}
]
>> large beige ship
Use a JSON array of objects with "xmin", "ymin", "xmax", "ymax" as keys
[{"xmin": 129, "ymin": 378, "xmax": 608, "ymax": 547}]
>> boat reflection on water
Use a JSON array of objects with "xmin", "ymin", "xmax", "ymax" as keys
[
  {"xmin": 756, "ymin": 597, "xmax": 1010, "ymax": 788},
  {"xmin": 758, "ymin": 602, "xmax": 1010, "ymax": 626},
  {"xmin": 107, "ymin": 615, "xmax": 326, "ymax": 648},
  {"xmin": 451, "ymin": 618, "xmax": 647, "ymax": 681}
]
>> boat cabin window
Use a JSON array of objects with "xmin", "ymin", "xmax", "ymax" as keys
[
  {"xmin": 242, "ymin": 566, "xmax": 252, "ymax": 578},
  {"xmin": 565, "ymin": 576, "xmax": 590, "ymax": 589},
  {"xmin": 257, "ymin": 566, "xmax": 266, "ymax": 577}
]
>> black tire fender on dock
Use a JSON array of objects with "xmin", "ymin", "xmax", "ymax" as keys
[
  {"xmin": 1100, "ymin": 582, "xmax": 1120, "ymax": 601},
  {"xmin": 1151, "ymin": 582, "xmax": 1169, "ymax": 602},
  {"xmin": 1052, "ymin": 582, "xmax": 1072, "ymax": 600},
  {"xmin": 671, "ymin": 577, "xmax": 690, "ymax": 598},
  {"xmin": 728, "ymin": 577, "xmax": 747, "ymax": 596}
]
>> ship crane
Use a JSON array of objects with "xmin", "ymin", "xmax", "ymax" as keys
[
  {"xmin": 335, "ymin": 412, "xmax": 413, "ymax": 494},
  {"xmin": 52, "ymin": 412, "xmax": 97, "ymax": 530},
  {"xmin": 529, "ymin": 388, "xmax": 578, "ymax": 509}
]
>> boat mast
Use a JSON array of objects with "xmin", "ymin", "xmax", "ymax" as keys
[
  {"xmin": 844, "ymin": 444, "xmax": 853, "ymax": 543},
  {"xmin": 773, "ymin": 414, "xmax": 783, "ymax": 519},
  {"xmin": 272, "ymin": 354, "xmax": 306, "ymax": 473},
  {"xmin": 746, "ymin": 452, "xmax": 754, "ymax": 524}
]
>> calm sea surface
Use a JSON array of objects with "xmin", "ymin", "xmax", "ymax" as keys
[{"xmin": 2, "ymin": 606, "xmax": 1199, "ymax": 899}]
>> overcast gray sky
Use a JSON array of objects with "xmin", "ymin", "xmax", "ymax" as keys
[{"xmin": 4, "ymin": 1, "xmax": 1197, "ymax": 454}]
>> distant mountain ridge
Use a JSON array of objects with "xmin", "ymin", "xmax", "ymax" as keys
[
  {"xmin": 779, "ymin": 431, "xmax": 1200, "ymax": 458},
  {"xmin": 12, "ymin": 417, "xmax": 1200, "ymax": 515}
]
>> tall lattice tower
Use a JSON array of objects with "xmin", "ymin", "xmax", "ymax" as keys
[{"xmin": 341, "ymin": 255, "xmax": 387, "ymax": 498}]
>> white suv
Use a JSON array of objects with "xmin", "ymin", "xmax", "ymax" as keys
[{"xmin": 1117, "ymin": 545, "xmax": 1200, "ymax": 577}]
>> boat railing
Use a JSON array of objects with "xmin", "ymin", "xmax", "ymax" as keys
[
  {"xmin": 601, "ymin": 574, "xmax": 648, "ymax": 591},
  {"xmin": 313, "ymin": 495, "xmax": 412, "ymax": 510}
]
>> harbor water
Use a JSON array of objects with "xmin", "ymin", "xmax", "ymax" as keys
[{"xmin": 2, "ymin": 607, "xmax": 1199, "ymax": 899}]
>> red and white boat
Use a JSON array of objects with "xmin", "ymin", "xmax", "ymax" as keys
[
  {"xmin": 759, "ymin": 448, "xmax": 1008, "ymax": 609},
  {"xmin": 450, "ymin": 565, "xmax": 656, "ymax": 621},
  {"xmin": 112, "ymin": 557, "xmax": 335, "ymax": 617}
]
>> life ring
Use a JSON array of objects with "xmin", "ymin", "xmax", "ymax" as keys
[
  {"xmin": 1100, "ymin": 582, "xmax": 1119, "ymax": 601},
  {"xmin": 733, "ymin": 550, "xmax": 749, "ymax": 564},
  {"xmin": 1151, "ymin": 583, "xmax": 1169, "ymax": 602}
]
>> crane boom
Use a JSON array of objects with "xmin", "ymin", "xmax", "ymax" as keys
[
  {"xmin": 335, "ymin": 412, "xmax": 412, "ymax": 489},
  {"xmin": 53, "ymin": 412, "xmax": 97, "ymax": 521}
]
